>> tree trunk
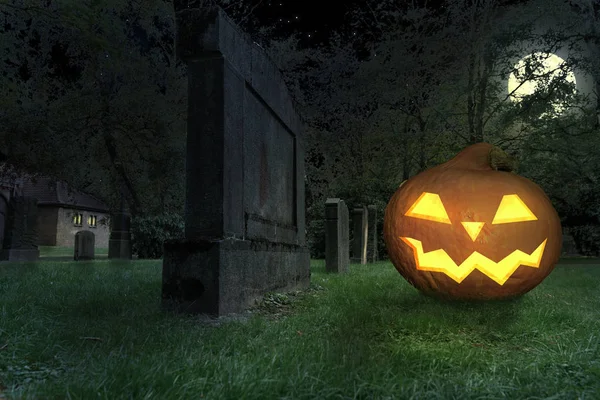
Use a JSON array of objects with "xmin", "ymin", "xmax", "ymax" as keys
[
  {"xmin": 103, "ymin": 132, "xmax": 141, "ymax": 216},
  {"xmin": 474, "ymin": 51, "xmax": 493, "ymax": 143},
  {"xmin": 467, "ymin": 50, "xmax": 477, "ymax": 144}
]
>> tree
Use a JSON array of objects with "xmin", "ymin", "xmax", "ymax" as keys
[
  {"xmin": 349, "ymin": 3, "xmax": 466, "ymax": 177},
  {"xmin": 0, "ymin": 0, "xmax": 289, "ymax": 217},
  {"xmin": 566, "ymin": 0, "xmax": 600, "ymax": 126},
  {"xmin": 495, "ymin": 0, "xmax": 600, "ymax": 254},
  {"xmin": 0, "ymin": 0, "xmax": 187, "ymax": 216}
]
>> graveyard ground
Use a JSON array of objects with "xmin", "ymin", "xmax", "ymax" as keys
[
  {"xmin": 0, "ymin": 255, "xmax": 599, "ymax": 399},
  {"xmin": 38, "ymin": 246, "xmax": 108, "ymax": 258}
]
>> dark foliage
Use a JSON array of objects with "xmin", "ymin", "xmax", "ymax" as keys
[
  {"xmin": 131, "ymin": 212, "xmax": 184, "ymax": 259},
  {"xmin": 569, "ymin": 225, "xmax": 600, "ymax": 257}
]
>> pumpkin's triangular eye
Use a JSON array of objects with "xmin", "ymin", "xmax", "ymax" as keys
[
  {"xmin": 492, "ymin": 194, "xmax": 537, "ymax": 224},
  {"xmin": 405, "ymin": 192, "xmax": 451, "ymax": 224}
]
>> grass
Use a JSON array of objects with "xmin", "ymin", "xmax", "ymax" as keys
[
  {"xmin": 38, "ymin": 246, "xmax": 109, "ymax": 257},
  {"xmin": 0, "ymin": 257, "xmax": 599, "ymax": 399}
]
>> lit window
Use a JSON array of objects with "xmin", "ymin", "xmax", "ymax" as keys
[
  {"xmin": 87, "ymin": 215, "xmax": 97, "ymax": 228},
  {"xmin": 73, "ymin": 213, "xmax": 83, "ymax": 226}
]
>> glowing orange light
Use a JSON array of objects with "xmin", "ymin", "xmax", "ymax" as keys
[
  {"xmin": 405, "ymin": 192, "xmax": 451, "ymax": 224},
  {"xmin": 492, "ymin": 194, "xmax": 537, "ymax": 224},
  {"xmin": 400, "ymin": 237, "xmax": 546, "ymax": 285},
  {"xmin": 461, "ymin": 222, "xmax": 485, "ymax": 241}
]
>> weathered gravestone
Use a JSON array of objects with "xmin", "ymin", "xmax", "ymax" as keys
[
  {"xmin": 0, "ymin": 195, "xmax": 39, "ymax": 262},
  {"xmin": 162, "ymin": 3, "xmax": 310, "ymax": 316},
  {"xmin": 351, "ymin": 206, "xmax": 368, "ymax": 264},
  {"xmin": 325, "ymin": 198, "xmax": 349, "ymax": 273},
  {"xmin": 561, "ymin": 229, "xmax": 580, "ymax": 256},
  {"xmin": 108, "ymin": 212, "xmax": 131, "ymax": 259},
  {"xmin": 74, "ymin": 230, "xmax": 95, "ymax": 260},
  {"xmin": 367, "ymin": 204, "xmax": 379, "ymax": 263},
  {"xmin": 0, "ymin": 192, "xmax": 8, "ymax": 249}
]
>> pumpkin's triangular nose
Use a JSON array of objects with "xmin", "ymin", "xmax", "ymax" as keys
[{"xmin": 461, "ymin": 222, "xmax": 485, "ymax": 241}]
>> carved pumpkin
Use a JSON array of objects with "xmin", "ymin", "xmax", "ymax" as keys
[{"xmin": 383, "ymin": 143, "xmax": 562, "ymax": 300}]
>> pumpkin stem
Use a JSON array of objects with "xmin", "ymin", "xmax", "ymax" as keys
[
  {"xmin": 489, "ymin": 146, "xmax": 517, "ymax": 172},
  {"xmin": 442, "ymin": 143, "xmax": 518, "ymax": 172}
]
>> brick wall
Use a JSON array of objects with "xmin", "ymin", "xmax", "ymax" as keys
[
  {"xmin": 37, "ymin": 206, "xmax": 59, "ymax": 245},
  {"xmin": 56, "ymin": 207, "xmax": 110, "ymax": 248}
]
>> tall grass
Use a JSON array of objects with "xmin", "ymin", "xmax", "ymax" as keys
[
  {"xmin": 0, "ymin": 258, "xmax": 598, "ymax": 399},
  {"xmin": 38, "ymin": 246, "xmax": 108, "ymax": 257}
]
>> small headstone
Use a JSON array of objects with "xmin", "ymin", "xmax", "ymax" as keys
[
  {"xmin": 325, "ymin": 198, "xmax": 349, "ymax": 273},
  {"xmin": 0, "ymin": 193, "xmax": 8, "ymax": 249},
  {"xmin": 0, "ymin": 195, "xmax": 39, "ymax": 262},
  {"xmin": 367, "ymin": 205, "xmax": 379, "ymax": 263},
  {"xmin": 561, "ymin": 230, "xmax": 580, "ymax": 256},
  {"xmin": 74, "ymin": 230, "xmax": 95, "ymax": 260},
  {"xmin": 108, "ymin": 212, "xmax": 132, "ymax": 259},
  {"xmin": 351, "ymin": 206, "xmax": 368, "ymax": 264}
]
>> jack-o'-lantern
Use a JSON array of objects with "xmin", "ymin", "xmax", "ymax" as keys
[{"xmin": 383, "ymin": 143, "xmax": 562, "ymax": 300}]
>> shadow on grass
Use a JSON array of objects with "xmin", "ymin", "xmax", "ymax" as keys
[
  {"xmin": 0, "ymin": 258, "xmax": 595, "ymax": 338},
  {"xmin": 0, "ymin": 260, "xmax": 162, "ymax": 323}
]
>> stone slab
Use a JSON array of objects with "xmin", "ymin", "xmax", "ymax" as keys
[
  {"xmin": 108, "ymin": 213, "xmax": 131, "ymax": 259},
  {"xmin": 325, "ymin": 198, "xmax": 349, "ymax": 273},
  {"xmin": 74, "ymin": 230, "xmax": 95, "ymax": 260},
  {"xmin": 367, "ymin": 205, "xmax": 379, "ymax": 263},
  {"xmin": 351, "ymin": 206, "xmax": 368, "ymax": 264}
]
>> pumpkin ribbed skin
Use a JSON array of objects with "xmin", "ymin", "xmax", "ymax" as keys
[{"xmin": 383, "ymin": 143, "xmax": 562, "ymax": 300}]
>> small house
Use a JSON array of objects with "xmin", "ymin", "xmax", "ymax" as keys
[
  {"xmin": 21, "ymin": 177, "xmax": 111, "ymax": 248},
  {"xmin": 0, "ymin": 165, "xmax": 110, "ymax": 248}
]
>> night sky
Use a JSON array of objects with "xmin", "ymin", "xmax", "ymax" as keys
[
  {"xmin": 239, "ymin": 0, "xmax": 445, "ymax": 55},
  {"xmin": 252, "ymin": 0, "xmax": 360, "ymax": 44},
  {"xmin": 247, "ymin": 0, "xmax": 535, "ymax": 47}
]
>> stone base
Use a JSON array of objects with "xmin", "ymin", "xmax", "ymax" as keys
[
  {"xmin": 162, "ymin": 238, "xmax": 311, "ymax": 316},
  {"xmin": 108, "ymin": 239, "xmax": 131, "ymax": 259},
  {"xmin": 0, "ymin": 248, "xmax": 40, "ymax": 262}
]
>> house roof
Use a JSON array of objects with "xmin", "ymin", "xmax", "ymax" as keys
[
  {"xmin": 0, "ymin": 164, "xmax": 109, "ymax": 213},
  {"xmin": 20, "ymin": 177, "xmax": 109, "ymax": 213}
]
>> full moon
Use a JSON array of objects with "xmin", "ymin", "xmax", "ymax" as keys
[{"xmin": 508, "ymin": 52, "xmax": 576, "ymax": 114}]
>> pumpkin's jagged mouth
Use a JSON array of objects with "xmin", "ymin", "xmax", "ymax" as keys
[{"xmin": 400, "ymin": 237, "xmax": 547, "ymax": 285}]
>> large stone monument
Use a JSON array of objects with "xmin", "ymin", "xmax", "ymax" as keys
[
  {"xmin": 1, "ymin": 195, "xmax": 39, "ymax": 262},
  {"xmin": 162, "ymin": 3, "xmax": 310, "ymax": 316},
  {"xmin": 351, "ymin": 206, "xmax": 368, "ymax": 265},
  {"xmin": 325, "ymin": 198, "xmax": 349, "ymax": 273}
]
